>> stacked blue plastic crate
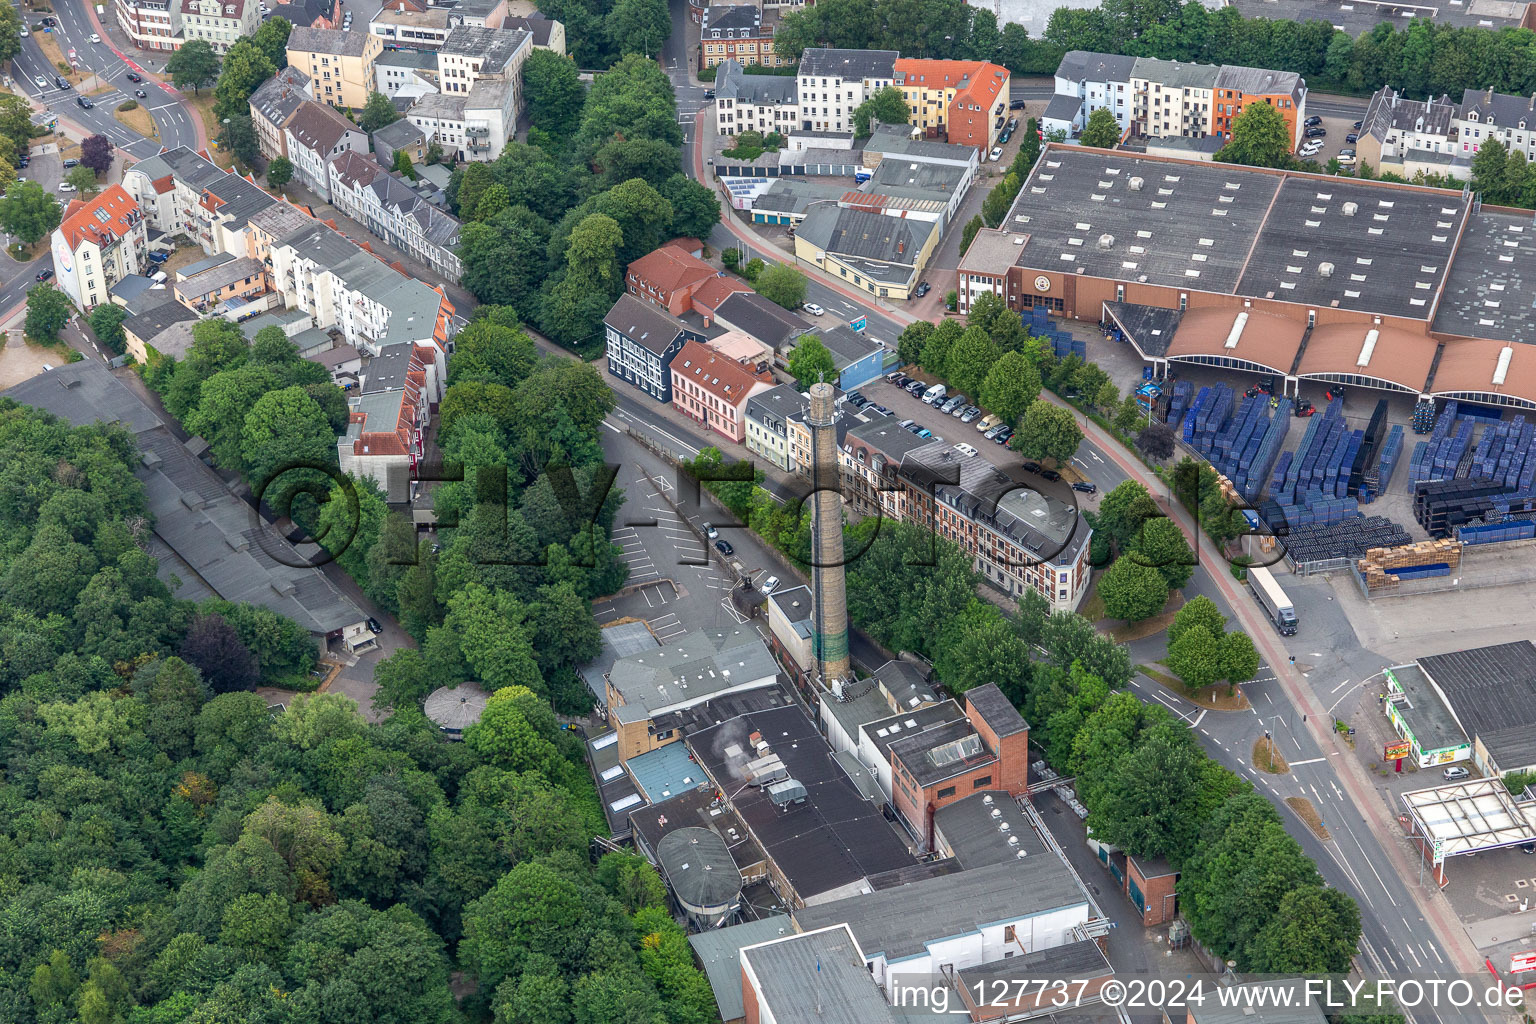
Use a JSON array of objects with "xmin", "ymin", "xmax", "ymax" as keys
[{"xmin": 1166, "ymin": 381, "xmax": 1194, "ymax": 426}]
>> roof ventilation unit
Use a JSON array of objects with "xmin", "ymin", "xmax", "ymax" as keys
[
  {"xmin": 1319, "ymin": 262, "xmax": 1335, "ymax": 278},
  {"xmin": 1494, "ymin": 346, "xmax": 1514, "ymax": 386},
  {"xmin": 1128, "ymin": 176, "xmax": 1145, "ymax": 191},
  {"xmin": 1224, "ymin": 311, "xmax": 1249, "ymax": 349},
  {"xmin": 1356, "ymin": 328, "xmax": 1380, "ymax": 367},
  {"xmin": 1097, "ymin": 233, "xmax": 1115, "ymax": 250},
  {"xmin": 1342, "ymin": 202, "xmax": 1359, "ymax": 217}
]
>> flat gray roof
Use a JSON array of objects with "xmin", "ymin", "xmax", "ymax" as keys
[
  {"xmin": 1225, "ymin": 0, "xmax": 1529, "ymax": 33},
  {"xmin": 1190, "ymin": 981, "xmax": 1328, "ymax": 1024},
  {"xmin": 741, "ymin": 926, "xmax": 898, "ymax": 1024},
  {"xmin": 798, "ymin": 47, "xmax": 897, "ymax": 81},
  {"xmin": 1006, "ymin": 146, "xmax": 1470, "ymax": 322},
  {"xmin": 794, "ymin": 857, "xmax": 1087, "ymax": 961},
  {"xmin": 1418, "ymin": 641, "xmax": 1536, "ymax": 771},
  {"xmin": 966, "ymin": 683, "xmax": 1028, "ymax": 738},
  {"xmin": 932, "ymin": 790, "xmax": 1047, "ymax": 868},
  {"xmin": 608, "ymin": 628, "xmax": 779, "ymax": 724},
  {"xmin": 1386, "ymin": 662, "xmax": 1469, "ymax": 755},
  {"xmin": 1431, "ymin": 210, "xmax": 1536, "ymax": 345},
  {"xmin": 1055, "ymin": 50, "xmax": 1138, "ymax": 84},
  {"xmin": 688, "ymin": 916, "xmax": 792, "ymax": 1022}
]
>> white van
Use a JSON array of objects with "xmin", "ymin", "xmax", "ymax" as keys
[{"xmin": 922, "ymin": 383, "xmax": 947, "ymax": 405}]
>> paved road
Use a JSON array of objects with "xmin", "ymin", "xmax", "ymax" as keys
[{"xmin": 12, "ymin": 0, "xmax": 200, "ymax": 158}]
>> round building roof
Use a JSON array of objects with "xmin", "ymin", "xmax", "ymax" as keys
[
  {"xmin": 656, "ymin": 827, "xmax": 740, "ymax": 911},
  {"xmin": 423, "ymin": 683, "xmax": 491, "ymax": 733}
]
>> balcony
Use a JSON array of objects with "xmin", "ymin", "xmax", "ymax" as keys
[{"xmin": 464, "ymin": 122, "xmax": 490, "ymax": 137}]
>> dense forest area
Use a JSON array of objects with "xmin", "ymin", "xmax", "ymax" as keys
[
  {"xmin": 0, "ymin": 306, "xmax": 723, "ymax": 1024},
  {"xmin": 452, "ymin": 55, "xmax": 721, "ymax": 357},
  {"xmin": 772, "ymin": 0, "xmax": 1536, "ymax": 99}
]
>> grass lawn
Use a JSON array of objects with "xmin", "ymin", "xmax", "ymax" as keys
[
  {"xmin": 1285, "ymin": 796, "xmax": 1331, "ymax": 841},
  {"xmin": 182, "ymin": 92, "xmax": 234, "ymax": 169},
  {"xmin": 114, "ymin": 102, "xmax": 159, "ymax": 140},
  {"xmin": 1138, "ymin": 661, "xmax": 1252, "ymax": 711},
  {"xmin": 1078, "ymin": 591, "xmax": 1106, "ymax": 622}
]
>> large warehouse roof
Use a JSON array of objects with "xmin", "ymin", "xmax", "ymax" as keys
[
  {"xmin": 1165, "ymin": 307, "xmax": 1306, "ymax": 374},
  {"xmin": 1431, "ymin": 338, "xmax": 1536, "ymax": 409},
  {"xmin": 1433, "ymin": 210, "xmax": 1536, "ymax": 346},
  {"xmin": 1004, "ymin": 146, "xmax": 1479, "ymax": 322},
  {"xmin": 1418, "ymin": 641, "xmax": 1536, "ymax": 772}
]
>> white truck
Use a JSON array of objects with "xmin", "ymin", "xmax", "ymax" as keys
[{"xmin": 1247, "ymin": 564, "xmax": 1297, "ymax": 636}]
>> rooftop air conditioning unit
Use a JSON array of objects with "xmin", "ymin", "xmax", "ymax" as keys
[
  {"xmin": 1098, "ymin": 233, "xmax": 1115, "ymax": 250},
  {"xmin": 1128, "ymin": 176, "xmax": 1144, "ymax": 190},
  {"xmin": 1342, "ymin": 202, "xmax": 1358, "ymax": 216},
  {"xmin": 1319, "ymin": 262, "xmax": 1335, "ymax": 278}
]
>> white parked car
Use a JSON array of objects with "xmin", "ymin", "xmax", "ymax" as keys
[
  {"xmin": 1443, "ymin": 765, "xmax": 1470, "ymax": 780},
  {"xmin": 989, "ymin": 147, "xmax": 1004, "ymax": 161},
  {"xmin": 760, "ymin": 575, "xmax": 780, "ymax": 594},
  {"xmin": 34, "ymin": 75, "xmax": 49, "ymax": 90},
  {"xmin": 953, "ymin": 443, "xmax": 978, "ymax": 457},
  {"xmin": 58, "ymin": 182, "xmax": 77, "ymax": 192},
  {"xmin": 90, "ymin": 32, "xmax": 101, "ymax": 42},
  {"xmin": 803, "ymin": 302, "xmax": 824, "ymax": 316},
  {"xmin": 703, "ymin": 522, "xmax": 718, "ymax": 539}
]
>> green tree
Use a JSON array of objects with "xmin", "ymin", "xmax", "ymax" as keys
[
  {"xmin": 359, "ymin": 90, "xmax": 401, "ymax": 132},
  {"xmin": 1096, "ymin": 555, "xmax": 1168, "ymax": 622},
  {"xmin": 607, "ymin": 0, "xmax": 670, "ymax": 57},
  {"xmin": 786, "ymin": 333, "xmax": 836, "ymax": 388},
  {"xmin": 756, "ymin": 262, "xmax": 807, "ymax": 310},
  {"xmin": 852, "ymin": 86, "xmax": 909, "ymax": 137},
  {"xmin": 944, "ymin": 326, "xmax": 1001, "ymax": 398},
  {"xmin": 168, "ymin": 38, "xmax": 221, "ymax": 94},
  {"xmin": 1128, "ymin": 516, "xmax": 1194, "ymax": 590},
  {"xmin": 476, "ymin": 183, "xmax": 512, "ymax": 222},
  {"xmin": 25, "ymin": 283, "xmax": 72, "ymax": 342},
  {"xmin": 659, "ymin": 173, "xmax": 721, "ymax": 240},
  {"xmin": 897, "ymin": 320, "xmax": 934, "ymax": 366},
  {"xmin": 239, "ymin": 385, "xmax": 337, "ymax": 511},
  {"xmin": 959, "ymin": 213, "xmax": 985, "ymax": 254},
  {"xmin": 981, "ymin": 172, "xmax": 1020, "ymax": 227},
  {"xmin": 1078, "ymin": 106, "xmax": 1123, "ymax": 148},
  {"xmin": 66, "ymin": 165, "xmax": 100, "ymax": 195},
  {"xmin": 266, "ymin": 155, "xmax": 293, "ymax": 189},
  {"xmin": 1169, "ymin": 595, "xmax": 1226, "ymax": 647},
  {"xmin": 1013, "ymin": 401, "xmax": 1082, "ymax": 465},
  {"xmin": 1, "ymin": 179, "xmax": 63, "ymax": 244},
  {"xmin": 1089, "ymin": 726, "xmax": 1242, "ymax": 865},
  {"xmin": 212, "ymin": 40, "xmax": 274, "ymax": 121},
  {"xmin": 0, "ymin": 3, "xmax": 23, "ymax": 63},
  {"xmin": 978, "ymin": 350, "xmax": 1042, "ymax": 427},
  {"xmin": 223, "ymin": 112, "xmax": 261, "ymax": 165},
  {"xmin": 1166, "ymin": 623, "xmax": 1225, "ymax": 690},
  {"xmin": 524, "ymin": 49, "xmax": 586, "ymax": 142},
  {"xmin": 1246, "ymin": 884, "xmax": 1362, "ymax": 971},
  {"xmin": 1470, "ymin": 138, "xmax": 1511, "ymax": 204},
  {"xmin": 1215, "ymin": 100, "xmax": 1296, "ymax": 169},
  {"xmin": 87, "ymin": 303, "xmax": 129, "ymax": 355},
  {"xmin": 1092, "ymin": 480, "xmax": 1159, "ymax": 553},
  {"xmin": 920, "ymin": 317, "xmax": 963, "ymax": 377},
  {"xmin": 1220, "ymin": 630, "xmax": 1261, "ymax": 684},
  {"xmin": 251, "ymin": 15, "xmax": 292, "ymax": 67}
]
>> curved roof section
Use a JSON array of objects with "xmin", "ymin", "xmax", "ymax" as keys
[
  {"xmin": 657, "ymin": 827, "xmax": 740, "ymax": 909},
  {"xmin": 424, "ymin": 683, "xmax": 490, "ymax": 731},
  {"xmin": 1165, "ymin": 307, "xmax": 1305, "ymax": 374},
  {"xmin": 1297, "ymin": 322, "xmax": 1437, "ymax": 393},
  {"xmin": 1430, "ymin": 338, "xmax": 1536, "ymax": 408}
]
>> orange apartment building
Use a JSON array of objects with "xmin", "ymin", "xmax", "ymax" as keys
[
  {"xmin": 1211, "ymin": 65, "xmax": 1307, "ymax": 146},
  {"xmin": 669, "ymin": 339, "xmax": 774, "ymax": 442},
  {"xmin": 894, "ymin": 58, "xmax": 1011, "ymax": 149},
  {"xmin": 888, "ymin": 683, "xmax": 1029, "ymax": 850},
  {"xmin": 625, "ymin": 240, "xmax": 720, "ymax": 317}
]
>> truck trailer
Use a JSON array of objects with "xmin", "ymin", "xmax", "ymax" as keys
[{"xmin": 1246, "ymin": 564, "xmax": 1297, "ymax": 636}]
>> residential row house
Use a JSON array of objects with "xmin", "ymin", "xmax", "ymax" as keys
[
  {"xmin": 603, "ymin": 294, "xmax": 705, "ymax": 403},
  {"xmin": 172, "ymin": 255, "xmax": 272, "ymax": 315},
  {"xmin": 1356, "ymin": 85, "xmax": 1536, "ymax": 177},
  {"xmin": 624, "ymin": 238, "xmax": 720, "ymax": 316},
  {"xmin": 840, "ymin": 419, "xmax": 1092, "ymax": 612},
  {"xmin": 49, "ymin": 186, "xmax": 149, "ymax": 310},
  {"xmin": 699, "ymin": 4, "xmax": 784, "ymax": 71},
  {"xmin": 893, "ymin": 58, "xmax": 1010, "ymax": 149},
  {"xmin": 114, "ymin": 0, "xmax": 258, "ymax": 52},
  {"xmin": 284, "ymin": 100, "xmax": 369, "ymax": 202},
  {"xmin": 1042, "ymin": 50, "xmax": 1306, "ymax": 147},
  {"xmin": 743, "ymin": 382, "xmax": 809, "ymax": 471},
  {"xmin": 715, "ymin": 59, "xmax": 798, "ymax": 137},
  {"xmin": 670, "ymin": 339, "xmax": 774, "ymax": 442},
  {"xmin": 796, "ymin": 47, "xmax": 899, "ymax": 135},
  {"xmin": 122, "ymin": 147, "xmax": 458, "ymax": 362},
  {"xmin": 337, "ymin": 341, "xmax": 446, "ymax": 501},
  {"xmin": 328, "ymin": 151, "xmax": 463, "ymax": 282},
  {"xmin": 249, "ymin": 67, "xmax": 315, "ymax": 161},
  {"xmin": 286, "ymin": 26, "xmax": 385, "ymax": 110}
]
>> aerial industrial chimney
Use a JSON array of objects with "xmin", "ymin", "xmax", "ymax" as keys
[{"xmin": 807, "ymin": 382, "xmax": 851, "ymax": 684}]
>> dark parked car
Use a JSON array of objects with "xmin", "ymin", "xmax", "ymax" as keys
[
  {"xmin": 895, "ymin": 374, "xmax": 913, "ymax": 387},
  {"xmin": 914, "ymin": 281, "xmax": 931, "ymax": 297},
  {"xmin": 869, "ymin": 404, "xmax": 892, "ymax": 416},
  {"xmin": 76, "ymin": 96, "xmax": 93, "ymax": 109},
  {"xmin": 1071, "ymin": 480, "xmax": 1095, "ymax": 492},
  {"xmin": 993, "ymin": 426, "xmax": 1014, "ymax": 445},
  {"xmin": 715, "ymin": 539, "xmax": 734, "ymax": 556},
  {"xmin": 1304, "ymin": 115, "xmax": 1322, "ymax": 126},
  {"xmin": 126, "ymin": 71, "xmax": 142, "ymax": 82},
  {"xmin": 1345, "ymin": 132, "xmax": 1359, "ymax": 143},
  {"xmin": 1009, "ymin": 99, "xmax": 1025, "ymax": 109},
  {"xmin": 366, "ymin": 617, "xmax": 383, "ymax": 634},
  {"xmin": 1352, "ymin": 119, "xmax": 1364, "ymax": 129},
  {"xmin": 906, "ymin": 381, "xmax": 926, "ymax": 395},
  {"xmin": 1304, "ymin": 126, "xmax": 1326, "ymax": 138},
  {"xmin": 62, "ymin": 157, "xmax": 79, "ymax": 168},
  {"xmin": 1021, "ymin": 461, "xmax": 1041, "ymax": 474},
  {"xmin": 1038, "ymin": 468, "xmax": 1060, "ymax": 481},
  {"xmin": 703, "ymin": 89, "xmax": 715, "ymax": 99},
  {"xmin": 35, "ymin": 268, "xmax": 53, "ymax": 281}
]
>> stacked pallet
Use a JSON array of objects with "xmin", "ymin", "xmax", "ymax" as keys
[{"xmin": 1356, "ymin": 539, "xmax": 1464, "ymax": 590}]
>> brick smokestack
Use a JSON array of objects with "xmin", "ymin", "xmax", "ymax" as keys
[{"xmin": 807, "ymin": 382, "xmax": 851, "ymax": 684}]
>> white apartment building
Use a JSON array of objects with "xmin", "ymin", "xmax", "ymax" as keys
[
  {"xmin": 715, "ymin": 58, "xmax": 798, "ymax": 136},
  {"xmin": 115, "ymin": 0, "xmax": 180, "ymax": 51},
  {"xmin": 283, "ymin": 100, "xmax": 369, "ymax": 202},
  {"xmin": 1456, "ymin": 88, "xmax": 1536, "ymax": 162},
  {"xmin": 796, "ymin": 47, "xmax": 898, "ymax": 134},
  {"xmin": 328, "ymin": 151, "xmax": 463, "ymax": 282},
  {"xmin": 406, "ymin": 82, "xmax": 514, "ymax": 162},
  {"xmin": 369, "ymin": 5, "xmax": 454, "ymax": 48},
  {"xmin": 50, "ymin": 186, "xmax": 149, "ymax": 310},
  {"xmin": 179, "ymin": 0, "xmax": 258, "ymax": 52},
  {"xmin": 1131, "ymin": 57, "xmax": 1218, "ymax": 139},
  {"xmin": 1356, "ymin": 86, "xmax": 1460, "ymax": 176},
  {"xmin": 1041, "ymin": 50, "xmax": 1136, "ymax": 137}
]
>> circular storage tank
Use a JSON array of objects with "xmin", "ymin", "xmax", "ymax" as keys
[
  {"xmin": 656, "ymin": 827, "xmax": 741, "ymax": 926},
  {"xmin": 423, "ymin": 682, "xmax": 491, "ymax": 739}
]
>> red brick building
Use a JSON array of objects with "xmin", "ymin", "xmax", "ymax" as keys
[
  {"xmin": 888, "ymin": 683, "xmax": 1029, "ymax": 850},
  {"xmin": 625, "ymin": 240, "xmax": 719, "ymax": 317}
]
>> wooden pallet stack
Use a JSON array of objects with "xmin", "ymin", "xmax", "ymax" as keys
[{"xmin": 1356, "ymin": 539, "xmax": 1463, "ymax": 590}]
